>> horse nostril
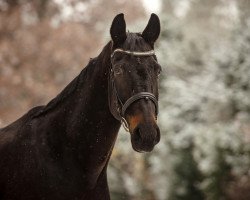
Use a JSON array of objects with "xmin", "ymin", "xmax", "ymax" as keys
[
  {"xmin": 131, "ymin": 124, "xmax": 160, "ymax": 152},
  {"xmin": 133, "ymin": 126, "xmax": 142, "ymax": 142}
]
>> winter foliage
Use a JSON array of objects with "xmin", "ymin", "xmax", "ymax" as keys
[
  {"xmin": 0, "ymin": 0, "xmax": 250, "ymax": 199},
  {"xmin": 110, "ymin": 1, "xmax": 250, "ymax": 199}
]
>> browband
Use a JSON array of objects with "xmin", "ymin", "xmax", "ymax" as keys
[{"xmin": 111, "ymin": 48, "xmax": 155, "ymax": 58}]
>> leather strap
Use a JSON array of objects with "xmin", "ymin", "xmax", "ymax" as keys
[{"xmin": 121, "ymin": 92, "xmax": 158, "ymax": 117}]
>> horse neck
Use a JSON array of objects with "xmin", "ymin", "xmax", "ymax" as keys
[
  {"xmin": 67, "ymin": 44, "xmax": 119, "ymax": 134},
  {"xmin": 43, "ymin": 42, "xmax": 121, "ymax": 170}
]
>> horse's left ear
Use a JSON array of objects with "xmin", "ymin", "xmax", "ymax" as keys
[
  {"xmin": 142, "ymin": 13, "xmax": 160, "ymax": 47},
  {"xmin": 110, "ymin": 13, "xmax": 127, "ymax": 48}
]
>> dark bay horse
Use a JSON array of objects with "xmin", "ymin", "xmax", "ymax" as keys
[{"xmin": 0, "ymin": 13, "xmax": 161, "ymax": 200}]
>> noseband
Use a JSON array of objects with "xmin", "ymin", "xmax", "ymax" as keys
[{"xmin": 109, "ymin": 48, "xmax": 159, "ymax": 132}]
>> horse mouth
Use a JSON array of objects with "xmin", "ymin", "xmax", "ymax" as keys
[{"xmin": 130, "ymin": 123, "xmax": 160, "ymax": 153}]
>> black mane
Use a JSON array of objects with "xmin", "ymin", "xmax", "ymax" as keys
[
  {"xmin": 32, "ymin": 41, "xmax": 113, "ymax": 119},
  {"xmin": 32, "ymin": 59, "xmax": 95, "ymax": 118}
]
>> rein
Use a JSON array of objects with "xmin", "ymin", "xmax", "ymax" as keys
[{"xmin": 109, "ymin": 49, "xmax": 159, "ymax": 132}]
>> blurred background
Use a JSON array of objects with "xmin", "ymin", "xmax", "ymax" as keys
[{"xmin": 0, "ymin": 0, "xmax": 250, "ymax": 199}]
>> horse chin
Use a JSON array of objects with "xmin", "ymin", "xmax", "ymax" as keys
[
  {"xmin": 131, "ymin": 141, "xmax": 155, "ymax": 153},
  {"xmin": 130, "ymin": 136, "xmax": 156, "ymax": 153},
  {"xmin": 130, "ymin": 123, "xmax": 160, "ymax": 153}
]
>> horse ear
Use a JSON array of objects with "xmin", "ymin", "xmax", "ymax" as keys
[
  {"xmin": 110, "ymin": 13, "xmax": 127, "ymax": 47},
  {"xmin": 142, "ymin": 13, "xmax": 160, "ymax": 47}
]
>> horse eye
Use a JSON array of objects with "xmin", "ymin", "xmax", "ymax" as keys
[{"xmin": 114, "ymin": 66, "xmax": 123, "ymax": 75}]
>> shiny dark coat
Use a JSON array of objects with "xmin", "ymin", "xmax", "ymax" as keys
[
  {"xmin": 0, "ymin": 45, "xmax": 120, "ymax": 199},
  {"xmin": 0, "ymin": 13, "xmax": 161, "ymax": 200}
]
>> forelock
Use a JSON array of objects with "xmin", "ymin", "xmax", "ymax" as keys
[{"xmin": 122, "ymin": 33, "xmax": 151, "ymax": 52}]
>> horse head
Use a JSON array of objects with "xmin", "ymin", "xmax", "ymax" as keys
[{"xmin": 109, "ymin": 13, "xmax": 161, "ymax": 152}]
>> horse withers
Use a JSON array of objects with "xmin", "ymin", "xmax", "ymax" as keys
[{"xmin": 0, "ymin": 13, "xmax": 161, "ymax": 200}]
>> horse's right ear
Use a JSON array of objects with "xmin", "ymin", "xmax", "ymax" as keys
[{"xmin": 110, "ymin": 13, "xmax": 127, "ymax": 47}]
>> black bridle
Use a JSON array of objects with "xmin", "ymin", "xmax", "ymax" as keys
[{"xmin": 109, "ymin": 48, "xmax": 159, "ymax": 132}]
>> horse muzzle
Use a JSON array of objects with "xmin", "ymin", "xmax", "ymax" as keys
[{"xmin": 130, "ymin": 121, "xmax": 160, "ymax": 153}]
